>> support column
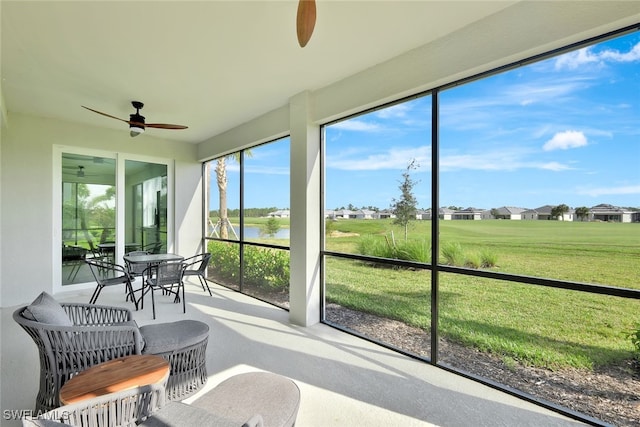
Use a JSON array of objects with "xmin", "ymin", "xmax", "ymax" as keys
[{"xmin": 288, "ymin": 91, "xmax": 321, "ymax": 326}]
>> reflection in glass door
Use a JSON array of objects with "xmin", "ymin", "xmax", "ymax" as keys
[
  {"xmin": 61, "ymin": 153, "xmax": 116, "ymax": 285},
  {"xmin": 125, "ymin": 160, "xmax": 167, "ymax": 255}
]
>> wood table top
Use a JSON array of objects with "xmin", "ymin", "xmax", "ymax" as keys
[{"xmin": 59, "ymin": 355, "xmax": 170, "ymax": 405}]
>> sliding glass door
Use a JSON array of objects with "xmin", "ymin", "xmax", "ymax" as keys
[
  {"xmin": 124, "ymin": 159, "xmax": 168, "ymax": 255},
  {"xmin": 59, "ymin": 150, "xmax": 170, "ymax": 286},
  {"xmin": 61, "ymin": 153, "xmax": 116, "ymax": 284}
]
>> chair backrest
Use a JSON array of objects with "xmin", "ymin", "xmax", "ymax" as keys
[
  {"xmin": 151, "ymin": 261, "xmax": 186, "ymax": 287},
  {"xmin": 86, "ymin": 258, "xmax": 127, "ymax": 283},
  {"xmin": 125, "ymin": 251, "xmax": 151, "ymax": 276},
  {"xmin": 186, "ymin": 252, "xmax": 212, "ymax": 274},
  {"xmin": 13, "ymin": 302, "xmax": 140, "ymax": 412}
]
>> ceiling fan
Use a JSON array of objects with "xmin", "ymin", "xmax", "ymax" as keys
[
  {"xmin": 297, "ymin": 0, "xmax": 316, "ymax": 47},
  {"xmin": 82, "ymin": 101, "xmax": 188, "ymax": 137}
]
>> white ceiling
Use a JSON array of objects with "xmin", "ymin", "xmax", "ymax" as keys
[{"xmin": 1, "ymin": 0, "xmax": 520, "ymax": 144}]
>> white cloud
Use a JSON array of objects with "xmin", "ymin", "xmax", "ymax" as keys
[
  {"xmin": 554, "ymin": 42, "xmax": 640, "ymax": 70},
  {"xmin": 539, "ymin": 162, "xmax": 573, "ymax": 171},
  {"xmin": 600, "ymin": 42, "xmax": 640, "ymax": 62},
  {"xmin": 331, "ymin": 120, "xmax": 381, "ymax": 132},
  {"xmin": 439, "ymin": 150, "xmax": 573, "ymax": 173},
  {"xmin": 328, "ymin": 146, "xmax": 430, "ymax": 171},
  {"xmin": 543, "ymin": 130, "xmax": 588, "ymax": 151},
  {"xmin": 376, "ymin": 104, "xmax": 411, "ymax": 119},
  {"xmin": 555, "ymin": 47, "xmax": 601, "ymax": 70},
  {"xmin": 577, "ymin": 185, "xmax": 640, "ymax": 197}
]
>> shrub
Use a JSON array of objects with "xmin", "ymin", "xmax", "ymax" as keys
[
  {"xmin": 207, "ymin": 240, "xmax": 289, "ymax": 291},
  {"xmin": 396, "ymin": 239, "xmax": 431, "ymax": 263},
  {"xmin": 628, "ymin": 326, "xmax": 640, "ymax": 361},
  {"xmin": 357, "ymin": 235, "xmax": 431, "ymax": 264},
  {"xmin": 357, "ymin": 235, "xmax": 390, "ymax": 258},
  {"xmin": 325, "ymin": 218, "xmax": 337, "ymax": 236},
  {"xmin": 464, "ymin": 253, "xmax": 482, "ymax": 269},
  {"xmin": 208, "ymin": 240, "xmax": 239, "ymax": 281},
  {"xmin": 480, "ymin": 249, "xmax": 498, "ymax": 268},
  {"xmin": 441, "ymin": 242, "xmax": 465, "ymax": 266},
  {"xmin": 243, "ymin": 245, "xmax": 289, "ymax": 289}
]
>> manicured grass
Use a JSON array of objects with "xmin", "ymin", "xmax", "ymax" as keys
[{"xmin": 324, "ymin": 219, "xmax": 640, "ymax": 370}]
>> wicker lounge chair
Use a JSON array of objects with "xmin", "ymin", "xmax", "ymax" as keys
[{"xmin": 14, "ymin": 292, "xmax": 209, "ymax": 412}]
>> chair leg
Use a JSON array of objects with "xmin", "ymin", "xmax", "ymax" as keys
[
  {"xmin": 125, "ymin": 279, "xmax": 138, "ymax": 310},
  {"xmin": 150, "ymin": 287, "xmax": 156, "ymax": 320},
  {"xmin": 181, "ymin": 281, "xmax": 186, "ymax": 313},
  {"xmin": 198, "ymin": 275, "xmax": 213, "ymax": 296},
  {"xmin": 89, "ymin": 285, "xmax": 103, "ymax": 304}
]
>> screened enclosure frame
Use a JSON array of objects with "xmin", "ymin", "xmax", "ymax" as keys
[{"xmin": 319, "ymin": 24, "xmax": 640, "ymax": 427}]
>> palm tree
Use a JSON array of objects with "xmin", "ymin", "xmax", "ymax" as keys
[
  {"xmin": 551, "ymin": 204, "xmax": 570, "ymax": 221},
  {"xmin": 575, "ymin": 206, "xmax": 590, "ymax": 222},
  {"xmin": 213, "ymin": 151, "xmax": 251, "ymax": 239}
]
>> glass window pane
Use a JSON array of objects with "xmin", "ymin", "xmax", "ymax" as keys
[
  {"xmin": 325, "ymin": 256, "xmax": 431, "ymax": 358},
  {"xmin": 438, "ymin": 32, "xmax": 640, "ymax": 288},
  {"xmin": 439, "ymin": 272, "xmax": 639, "ymax": 426},
  {"xmin": 206, "ymin": 240, "xmax": 240, "ymax": 291},
  {"xmin": 242, "ymin": 246, "xmax": 290, "ymax": 309},
  {"xmin": 324, "ymin": 96, "xmax": 433, "ymax": 257},
  {"xmin": 125, "ymin": 160, "xmax": 168, "ymax": 255},
  {"xmin": 61, "ymin": 153, "xmax": 116, "ymax": 285},
  {"xmin": 208, "ymin": 156, "xmax": 240, "ymax": 240},
  {"xmin": 243, "ymin": 138, "xmax": 290, "ymax": 246}
]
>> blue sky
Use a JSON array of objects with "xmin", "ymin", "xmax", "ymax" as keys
[{"xmin": 214, "ymin": 31, "xmax": 639, "ymax": 211}]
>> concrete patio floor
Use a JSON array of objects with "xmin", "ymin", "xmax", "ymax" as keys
[{"xmin": 1, "ymin": 278, "xmax": 587, "ymax": 426}]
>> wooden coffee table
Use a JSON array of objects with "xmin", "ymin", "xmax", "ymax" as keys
[{"xmin": 59, "ymin": 355, "xmax": 170, "ymax": 404}]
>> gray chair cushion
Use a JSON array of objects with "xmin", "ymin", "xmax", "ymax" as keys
[
  {"xmin": 139, "ymin": 402, "xmax": 263, "ymax": 427},
  {"xmin": 22, "ymin": 292, "xmax": 73, "ymax": 326},
  {"xmin": 140, "ymin": 320, "xmax": 209, "ymax": 354}
]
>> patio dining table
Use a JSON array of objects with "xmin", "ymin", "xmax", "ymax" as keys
[
  {"xmin": 123, "ymin": 253, "xmax": 185, "ymax": 307},
  {"xmin": 123, "ymin": 253, "xmax": 184, "ymax": 266}
]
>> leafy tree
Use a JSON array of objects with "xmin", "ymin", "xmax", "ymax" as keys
[
  {"xmin": 391, "ymin": 159, "xmax": 419, "ymax": 240},
  {"xmin": 490, "ymin": 208, "xmax": 501, "ymax": 219},
  {"xmin": 260, "ymin": 217, "xmax": 281, "ymax": 237},
  {"xmin": 551, "ymin": 203, "xmax": 570, "ymax": 221},
  {"xmin": 575, "ymin": 206, "xmax": 590, "ymax": 222}
]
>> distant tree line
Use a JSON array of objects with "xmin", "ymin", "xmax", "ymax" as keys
[{"xmin": 209, "ymin": 207, "xmax": 282, "ymax": 218}]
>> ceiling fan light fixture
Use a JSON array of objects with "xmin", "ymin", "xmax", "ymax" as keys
[{"xmin": 129, "ymin": 125, "xmax": 145, "ymax": 137}]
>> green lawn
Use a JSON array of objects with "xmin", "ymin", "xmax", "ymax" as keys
[{"xmin": 323, "ymin": 219, "xmax": 640, "ymax": 370}]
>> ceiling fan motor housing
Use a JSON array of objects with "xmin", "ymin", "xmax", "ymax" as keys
[{"xmin": 129, "ymin": 111, "xmax": 146, "ymax": 136}]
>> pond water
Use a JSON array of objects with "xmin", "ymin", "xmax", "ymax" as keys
[
  {"xmin": 209, "ymin": 225, "xmax": 290, "ymax": 239},
  {"xmin": 243, "ymin": 226, "xmax": 290, "ymax": 239}
]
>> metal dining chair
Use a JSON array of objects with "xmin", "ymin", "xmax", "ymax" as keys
[
  {"xmin": 85, "ymin": 258, "xmax": 138, "ymax": 309},
  {"xmin": 124, "ymin": 250, "xmax": 151, "ymax": 278},
  {"xmin": 141, "ymin": 260, "xmax": 187, "ymax": 319},
  {"xmin": 183, "ymin": 252, "xmax": 213, "ymax": 296}
]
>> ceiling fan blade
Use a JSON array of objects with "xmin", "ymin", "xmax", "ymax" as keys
[
  {"xmin": 296, "ymin": 0, "xmax": 316, "ymax": 47},
  {"xmin": 146, "ymin": 123, "xmax": 189, "ymax": 130},
  {"xmin": 82, "ymin": 106, "xmax": 128, "ymax": 123},
  {"xmin": 83, "ymin": 103, "xmax": 187, "ymax": 132}
]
